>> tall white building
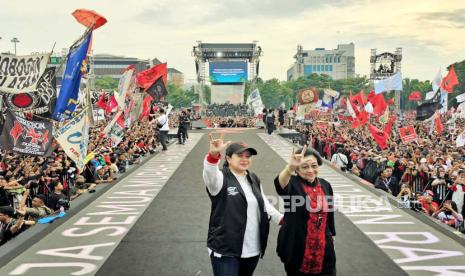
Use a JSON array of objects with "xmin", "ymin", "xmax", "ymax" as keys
[{"xmin": 287, "ymin": 43, "xmax": 355, "ymax": 80}]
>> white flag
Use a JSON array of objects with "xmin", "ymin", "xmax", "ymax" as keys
[
  {"xmin": 432, "ymin": 68, "xmax": 442, "ymax": 93},
  {"xmin": 425, "ymin": 91, "xmax": 436, "ymax": 100},
  {"xmin": 346, "ymin": 98, "xmax": 357, "ymax": 118},
  {"xmin": 374, "ymin": 72, "xmax": 403, "ymax": 94},
  {"xmin": 365, "ymin": 102, "xmax": 374, "ymax": 114},
  {"xmin": 54, "ymin": 108, "xmax": 90, "ymax": 171},
  {"xmin": 456, "ymin": 93, "xmax": 465, "ymax": 103},
  {"xmin": 115, "ymin": 69, "xmax": 135, "ymax": 108},
  {"xmin": 247, "ymin": 88, "xmax": 261, "ymax": 104}
]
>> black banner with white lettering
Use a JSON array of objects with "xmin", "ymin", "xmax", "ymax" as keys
[
  {"xmin": 1, "ymin": 68, "xmax": 57, "ymax": 117},
  {"xmin": 0, "ymin": 109, "xmax": 53, "ymax": 156}
]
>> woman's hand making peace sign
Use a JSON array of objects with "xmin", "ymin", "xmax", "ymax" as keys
[
  {"xmin": 209, "ymin": 133, "xmax": 232, "ymax": 156},
  {"xmin": 288, "ymin": 145, "xmax": 307, "ymax": 171}
]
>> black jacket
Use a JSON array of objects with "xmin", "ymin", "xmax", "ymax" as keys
[
  {"xmin": 274, "ymin": 175, "xmax": 336, "ymax": 270},
  {"xmin": 207, "ymin": 167, "xmax": 270, "ymax": 258}
]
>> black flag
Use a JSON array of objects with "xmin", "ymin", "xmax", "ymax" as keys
[
  {"xmin": 416, "ymin": 101, "xmax": 442, "ymax": 121},
  {"xmin": 145, "ymin": 76, "xmax": 168, "ymax": 102},
  {"xmin": 0, "ymin": 110, "xmax": 53, "ymax": 156}
]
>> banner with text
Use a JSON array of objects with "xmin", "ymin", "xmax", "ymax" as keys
[
  {"xmin": 0, "ymin": 110, "xmax": 53, "ymax": 156},
  {"xmin": 0, "ymin": 53, "xmax": 51, "ymax": 93}
]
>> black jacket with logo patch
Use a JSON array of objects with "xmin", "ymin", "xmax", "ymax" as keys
[{"xmin": 206, "ymin": 166, "xmax": 270, "ymax": 258}]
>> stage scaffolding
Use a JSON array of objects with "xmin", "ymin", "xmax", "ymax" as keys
[{"xmin": 192, "ymin": 41, "xmax": 262, "ymax": 113}]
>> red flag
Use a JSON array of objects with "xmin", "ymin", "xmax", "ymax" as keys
[
  {"xmin": 116, "ymin": 113, "xmax": 125, "ymax": 127},
  {"xmin": 140, "ymin": 95, "xmax": 153, "ymax": 120},
  {"xmin": 367, "ymin": 90, "xmax": 376, "ymax": 103},
  {"xmin": 370, "ymin": 94, "xmax": 387, "ymax": 116},
  {"xmin": 96, "ymin": 92, "xmax": 107, "ymax": 110},
  {"xmin": 440, "ymin": 66, "xmax": 459, "ymax": 93},
  {"xmin": 137, "ymin": 63, "xmax": 168, "ymax": 90},
  {"xmin": 384, "ymin": 120, "xmax": 393, "ymax": 137},
  {"xmin": 368, "ymin": 124, "xmax": 389, "ymax": 150},
  {"xmin": 399, "ymin": 125, "xmax": 417, "ymax": 143},
  {"xmin": 352, "ymin": 111, "xmax": 368, "ymax": 128},
  {"xmin": 408, "ymin": 91, "xmax": 422, "ymax": 101},
  {"xmin": 350, "ymin": 91, "xmax": 364, "ymax": 111},
  {"xmin": 292, "ymin": 103, "xmax": 297, "ymax": 112},
  {"xmin": 105, "ymin": 95, "xmax": 118, "ymax": 114},
  {"xmin": 435, "ymin": 112, "xmax": 443, "ymax": 134}
]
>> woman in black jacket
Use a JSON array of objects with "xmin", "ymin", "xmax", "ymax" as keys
[
  {"xmin": 274, "ymin": 145, "xmax": 336, "ymax": 275},
  {"xmin": 203, "ymin": 133, "xmax": 283, "ymax": 276}
]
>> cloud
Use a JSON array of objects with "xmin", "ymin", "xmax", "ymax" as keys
[
  {"xmin": 134, "ymin": 0, "xmax": 359, "ymax": 25},
  {"xmin": 418, "ymin": 9, "xmax": 465, "ymax": 28}
]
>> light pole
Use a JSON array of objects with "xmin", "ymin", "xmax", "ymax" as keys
[{"xmin": 11, "ymin": 37, "xmax": 19, "ymax": 55}]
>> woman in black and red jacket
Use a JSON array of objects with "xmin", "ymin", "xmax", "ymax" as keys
[{"xmin": 274, "ymin": 145, "xmax": 336, "ymax": 276}]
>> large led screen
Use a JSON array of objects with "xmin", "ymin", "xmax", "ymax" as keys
[{"xmin": 209, "ymin": 61, "xmax": 248, "ymax": 83}]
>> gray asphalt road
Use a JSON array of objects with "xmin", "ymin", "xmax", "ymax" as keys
[{"xmin": 97, "ymin": 129, "xmax": 405, "ymax": 276}]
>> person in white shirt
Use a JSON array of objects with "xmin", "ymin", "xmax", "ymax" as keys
[
  {"xmin": 203, "ymin": 133, "xmax": 283, "ymax": 276},
  {"xmin": 155, "ymin": 108, "xmax": 169, "ymax": 151},
  {"xmin": 330, "ymin": 149, "xmax": 348, "ymax": 171}
]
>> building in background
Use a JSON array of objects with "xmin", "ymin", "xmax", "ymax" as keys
[
  {"xmin": 287, "ymin": 43, "xmax": 355, "ymax": 80},
  {"xmin": 168, "ymin": 67, "xmax": 184, "ymax": 87},
  {"xmin": 48, "ymin": 53, "xmax": 162, "ymax": 85}
]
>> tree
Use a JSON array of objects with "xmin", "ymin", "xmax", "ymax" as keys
[
  {"xmin": 95, "ymin": 76, "xmax": 118, "ymax": 90},
  {"xmin": 402, "ymin": 78, "xmax": 431, "ymax": 110}
]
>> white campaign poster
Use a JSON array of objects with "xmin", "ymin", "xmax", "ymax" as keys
[{"xmin": 0, "ymin": 53, "xmax": 51, "ymax": 93}]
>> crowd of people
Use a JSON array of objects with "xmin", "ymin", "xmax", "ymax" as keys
[
  {"xmin": 0, "ymin": 110, "xmax": 165, "ymax": 246},
  {"xmin": 293, "ymin": 111, "xmax": 465, "ymax": 232},
  {"xmin": 205, "ymin": 103, "xmax": 251, "ymax": 117}
]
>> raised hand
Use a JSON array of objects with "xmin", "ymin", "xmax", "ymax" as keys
[
  {"xmin": 209, "ymin": 133, "xmax": 231, "ymax": 155},
  {"xmin": 289, "ymin": 145, "xmax": 307, "ymax": 170}
]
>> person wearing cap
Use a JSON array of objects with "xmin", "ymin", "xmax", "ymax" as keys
[
  {"xmin": 203, "ymin": 133, "xmax": 283, "ymax": 276},
  {"xmin": 274, "ymin": 145, "xmax": 336, "ymax": 275},
  {"xmin": 16, "ymin": 189, "xmax": 53, "ymax": 221}
]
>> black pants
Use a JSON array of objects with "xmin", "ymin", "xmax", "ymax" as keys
[
  {"xmin": 267, "ymin": 123, "xmax": 274, "ymax": 134},
  {"xmin": 178, "ymin": 125, "xmax": 187, "ymax": 143},
  {"xmin": 210, "ymin": 254, "xmax": 259, "ymax": 276},
  {"xmin": 159, "ymin": 130, "xmax": 168, "ymax": 150}
]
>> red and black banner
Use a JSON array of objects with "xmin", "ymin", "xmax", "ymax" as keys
[
  {"xmin": 0, "ymin": 109, "xmax": 53, "ymax": 156},
  {"xmin": 1, "ymin": 68, "xmax": 57, "ymax": 117},
  {"xmin": 145, "ymin": 76, "xmax": 168, "ymax": 102}
]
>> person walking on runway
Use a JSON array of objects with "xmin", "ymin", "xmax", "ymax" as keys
[
  {"xmin": 203, "ymin": 133, "xmax": 283, "ymax": 276},
  {"xmin": 274, "ymin": 145, "xmax": 336, "ymax": 276},
  {"xmin": 177, "ymin": 109, "xmax": 190, "ymax": 144},
  {"xmin": 155, "ymin": 108, "xmax": 169, "ymax": 151},
  {"xmin": 266, "ymin": 109, "xmax": 275, "ymax": 135}
]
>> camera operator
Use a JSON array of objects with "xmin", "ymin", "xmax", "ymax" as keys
[
  {"xmin": 431, "ymin": 167, "xmax": 452, "ymax": 204},
  {"xmin": 397, "ymin": 183, "xmax": 413, "ymax": 208}
]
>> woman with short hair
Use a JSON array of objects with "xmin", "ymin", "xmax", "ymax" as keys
[{"xmin": 275, "ymin": 145, "xmax": 336, "ymax": 276}]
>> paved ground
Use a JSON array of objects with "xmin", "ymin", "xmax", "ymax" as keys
[
  {"xmin": 97, "ymin": 129, "xmax": 406, "ymax": 276},
  {"xmin": 3, "ymin": 129, "xmax": 465, "ymax": 276}
]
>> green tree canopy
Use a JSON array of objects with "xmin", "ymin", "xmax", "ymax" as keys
[{"xmin": 95, "ymin": 76, "xmax": 118, "ymax": 90}]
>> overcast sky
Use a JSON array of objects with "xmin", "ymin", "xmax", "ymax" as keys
[{"xmin": 2, "ymin": 0, "xmax": 465, "ymax": 83}]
